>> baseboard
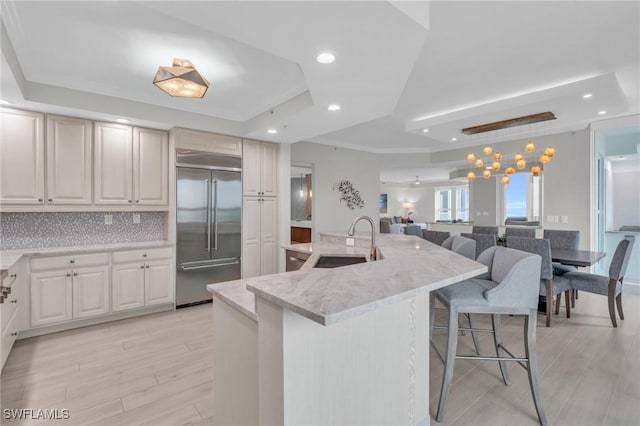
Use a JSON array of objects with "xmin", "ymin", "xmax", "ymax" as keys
[
  {"xmin": 18, "ymin": 304, "xmax": 175, "ymax": 339},
  {"xmin": 623, "ymin": 281, "xmax": 640, "ymax": 295}
]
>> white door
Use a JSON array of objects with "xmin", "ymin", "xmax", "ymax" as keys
[
  {"xmin": 0, "ymin": 108, "xmax": 45, "ymax": 205},
  {"xmin": 112, "ymin": 263, "xmax": 145, "ymax": 312},
  {"xmin": 260, "ymin": 142, "xmax": 278, "ymax": 197},
  {"xmin": 94, "ymin": 122, "xmax": 133, "ymax": 205},
  {"xmin": 72, "ymin": 266, "xmax": 110, "ymax": 319},
  {"xmin": 46, "ymin": 115, "xmax": 92, "ymax": 204},
  {"xmin": 133, "ymin": 127, "xmax": 168, "ymax": 206},
  {"xmin": 242, "ymin": 139, "xmax": 262, "ymax": 196},
  {"xmin": 144, "ymin": 260, "xmax": 173, "ymax": 305},
  {"xmin": 242, "ymin": 197, "xmax": 262, "ymax": 278},
  {"xmin": 260, "ymin": 198, "xmax": 278, "ymax": 275},
  {"xmin": 30, "ymin": 270, "xmax": 72, "ymax": 327}
]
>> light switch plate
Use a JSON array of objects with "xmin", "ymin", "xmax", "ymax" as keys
[
  {"xmin": 133, "ymin": 214, "xmax": 141, "ymax": 224},
  {"xmin": 104, "ymin": 214, "xmax": 112, "ymax": 225},
  {"xmin": 346, "ymin": 238, "xmax": 355, "ymax": 246},
  {"xmin": 560, "ymin": 215, "xmax": 568, "ymax": 224}
]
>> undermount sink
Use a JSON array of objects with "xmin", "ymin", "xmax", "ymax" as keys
[{"xmin": 313, "ymin": 255, "xmax": 368, "ymax": 269}]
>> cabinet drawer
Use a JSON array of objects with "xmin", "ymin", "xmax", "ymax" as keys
[
  {"xmin": 112, "ymin": 247, "xmax": 172, "ymax": 264},
  {"xmin": 31, "ymin": 253, "xmax": 109, "ymax": 271},
  {"xmin": 174, "ymin": 128, "xmax": 241, "ymax": 156}
]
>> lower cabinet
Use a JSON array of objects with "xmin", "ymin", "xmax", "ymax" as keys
[
  {"xmin": 1, "ymin": 260, "xmax": 27, "ymax": 369},
  {"xmin": 112, "ymin": 259, "xmax": 173, "ymax": 312},
  {"xmin": 31, "ymin": 266, "xmax": 109, "ymax": 327}
]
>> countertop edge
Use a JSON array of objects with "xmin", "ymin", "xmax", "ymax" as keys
[{"xmin": 209, "ymin": 285, "xmax": 258, "ymax": 322}]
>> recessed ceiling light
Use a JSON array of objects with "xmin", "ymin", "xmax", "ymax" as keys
[
  {"xmin": 328, "ymin": 104, "xmax": 341, "ymax": 111},
  {"xmin": 267, "ymin": 129, "xmax": 278, "ymax": 134},
  {"xmin": 115, "ymin": 118, "xmax": 130, "ymax": 124},
  {"xmin": 598, "ymin": 110, "xmax": 607, "ymax": 115},
  {"xmin": 618, "ymin": 156, "xmax": 627, "ymax": 160},
  {"xmin": 422, "ymin": 128, "xmax": 429, "ymax": 133},
  {"xmin": 316, "ymin": 52, "xmax": 336, "ymax": 64},
  {"xmin": 451, "ymin": 137, "xmax": 457, "ymax": 141},
  {"xmin": 583, "ymin": 93, "xmax": 593, "ymax": 99},
  {"xmin": 0, "ymin": 99, "xmax": 13, "ymax": 105}
]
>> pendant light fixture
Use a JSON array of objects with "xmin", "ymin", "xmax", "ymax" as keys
[{"xmin": 153, "ymin": 58, "xmax": 210, "ymax": 98}]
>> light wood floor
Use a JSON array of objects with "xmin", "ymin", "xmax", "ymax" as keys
[{"xmin": 1, "ymin": 292, "xmax": 638, "ymax": 425}]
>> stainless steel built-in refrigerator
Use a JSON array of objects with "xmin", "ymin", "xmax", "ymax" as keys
[{"xmin": 176, "ymin": 150, "xmax": 241, "ymax": 307}]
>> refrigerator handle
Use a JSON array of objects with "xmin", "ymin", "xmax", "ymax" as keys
[
  {"xmin": 213, "ymin": 179, "xmax": 218, "ymax": 251},
  {"xmin": 206, "ymin": 179, "xmax": 211, "ymax": 252}
]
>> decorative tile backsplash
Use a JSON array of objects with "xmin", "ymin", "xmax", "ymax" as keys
[{"xmin": 0, "ymin": 212, "xmax": 166, "ymax": 250}]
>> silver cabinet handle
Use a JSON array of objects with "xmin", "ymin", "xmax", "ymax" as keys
[
  {"xmin": 38, "ymin": 198, "xmax": 43, "ymax": 202},
  {"xmin": 70, "ymin": 259, "xmax": 75, "ymax": 264},
  {"xmin": 48, "ymin": 198, "xmax": 53, "ymax": 202},
  {"xmin": 66, "ymin": 273, "xmax": 71, "ymax": 277},
  {"xmin": 206, "ymin": 179, "xmax": 211, "ymax": 252},
  {"xmin": 128, "ymin": 200, "xmax": 132, "ymax": 203},
  {"xmin": 140, "ymin": 265, "xmax": 145, "ymax": 269},
  {"xmin": 11, "ymin": 299, "xmax": 17, "ymax": 303},
  {"xmin": 145, "ymin": 265, "xmax": 150, "ymax": 269},
  {"xmin": 11, "ymin": 332, "xmax": 17, "ymax": 337},
  {"xmin": 73, "ymin": 272, "xmax": 78, "ymax": 277},
  {"xmin": 136, "ymin": 200, "xmax": 139, "ymax": 203}
]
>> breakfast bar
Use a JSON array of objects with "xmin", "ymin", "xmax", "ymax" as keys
[{"xmin": 208, "ymin": 232, "xmax": 486, "ymax": 425}]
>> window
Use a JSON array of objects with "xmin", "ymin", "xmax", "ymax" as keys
[
  {"xmin": 436, "ymin": 189, "xmax": 452, "ymax": 221},
  {"xmin": 503, "ymin": 173, "xmax": 542, "ymax": 221},
  {"xmin": 456, "ymin": 187, "xmax": 469, "ymax": 221}
]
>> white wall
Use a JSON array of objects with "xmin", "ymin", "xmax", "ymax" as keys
[
  {"xmin": 379, "ymin": 183, "xmax": 435, "ymax": 223},
  {"xmin": 469, "ymin": 177, "xmax": 499, "ymax": 226},
  {"xmin": 291, "ymin": 142, "xmax": 380, "ymax": 237},
  {"xmin": 612, "ymin": 170, "xmax": 640, "ymax": 229}
]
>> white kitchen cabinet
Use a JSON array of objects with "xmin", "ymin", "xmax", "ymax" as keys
[
  {"xmin": 46, "ymin": 115, "xmax": 92, "ymax": 204},
  {"xmin": 134, "ymin": 127, "xmax": 168, "ymax": 205},
  {"xmin": 242, "ymin": 197, "xmax": 277, "ymax": 278},
  {"xmin": 30, "ymin": 253, "xmax": 111, "ymax": 327},
  {"xmin": 1, "ymin": 260, "xmax": 27, "ymax": 370},
  {"xmin": 30, "ymin": 270, "xmax": 73, "ymax": 327},
  {"xmin": 144, "ymin": 260, "xmax": 173, "ymax": 306},
  {"xmin": 0, "ymin": 108, "xmax": 45, "ymax": 205},
  {"xmin": 242, "ymin": 139, "xmax": 278, "ymax": 197},
  {"xmin": 112, "ymin": 263, "xmax": 145, "ymax": 312},
  {"xmin": 173, "ymin": 128, "xmax": 242, "ymax": 156},
  {"xmin": 72, "ymin": 266, "xmax": 110, "ymax": 319},
  {"xmin": 94, "ymin": 122, "xmax": 133, "ymax": 205}
]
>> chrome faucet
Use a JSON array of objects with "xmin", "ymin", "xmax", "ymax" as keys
[{"xmin": 347, "ymin": 215, "xmax": 378, "ymax": 261}]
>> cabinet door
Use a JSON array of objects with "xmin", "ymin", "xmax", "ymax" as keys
[
  {"xmin": 242, "ymin": 139, "xmax": 262, "ymax": 196},
  {"xmin": 242, "ymin": 197, "xmax": 262, "ymax": 278},
  {"xmin": 46, "ymin": 115, "xmax": 92, "ymax": 204},
  {"xmin": 0, "ymin": 108, "xmax": 45, "ymax": 205},
  {"xmin": 112, "ymin": 263, "xmax": 145, "ymax": 312},
  {"xmin": 72, "ymin": 266, "xmax": 110, "ymax": 319},
  {"xmin": 260, "ymin": 198, "xmax": 278, "ymax": 276},
  {"xmin": 30, "ymin": 270, "xmax": 72, "ymax": 327},
  {"xmin": 94, "ymin": 122, "xmax": 133, "ymax": 205},
  {"xmin": 133, "ymin": 128, "xmax": 168, "ymax": 206},
  {"xmin": 144, "ymin": 260, "xmax": 173, "ymax": 306},
  {"xmin": 260, "ymin": 142, "xmax": 278, "ymax": 197}
]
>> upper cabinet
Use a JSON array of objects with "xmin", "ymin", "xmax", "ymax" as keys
[
  {"xmin": 46, "ymin": 115, "xmax": 92, "ymax": 205},
  {"xmin": 0, "ymin": 108, "xmax": 45, "ymax": 205},
  {"xmin": 94, "ymin": 122, "xmax": 133, "ymax": 205},
  {"xmin": 174, "ymin": 128, "xmax": 241, "ymax": 157},
  {"xmin": 133, "ymin": 128, "xmax": 168, "ymax": 205},
  {"xmin": 95, "ymin": 123, "xmax": 169, "ymax": 207},
  {"xmin": 242, "ymin": 139, "xmax": 278, "ymax": 197}
]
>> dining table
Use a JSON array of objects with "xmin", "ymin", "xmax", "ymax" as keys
[{"xmin": 550, "ymin": 248, "xmax": 606, "ymax": 267}]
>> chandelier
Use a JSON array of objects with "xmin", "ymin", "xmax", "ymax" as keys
[
  {"xmin": 153, "ymin": 58, "xmax": 210, "ymax": 98},
  {"xmin": 465, "ymin": 141, "xmax": 555, "ymax": 184}
]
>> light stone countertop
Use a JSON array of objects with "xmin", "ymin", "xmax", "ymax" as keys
[
  {"xmin": 208, "ymin": 232, "xmax": 487, "ymax": 326},
  {"xmin": 0, "ymin": 240, "xmax": 174, "ymax": 273}
]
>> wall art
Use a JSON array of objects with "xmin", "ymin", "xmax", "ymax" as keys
[{"xmin": 334, "ymin": 179, "xmax": 365, "ymax": 210}]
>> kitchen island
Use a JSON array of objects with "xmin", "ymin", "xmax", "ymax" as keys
[{"xmin": 207, "ymin": 232, "xmax": 487, "ymax": 425}]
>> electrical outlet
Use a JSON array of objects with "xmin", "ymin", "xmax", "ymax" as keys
[
  {"xmin": 104, "ymin": 214, "xmax": 112, "ymax": 225},
  {"xmin": 346, "ymin": 238, "xmax": 355, "ymax": 246},
  {"xmin": 482, "ymin": 211, "xmax": 489, "ymax": 216},
  {"xmin": 133, "ymin": 214, "xmax": 141, "ymax": 224},
  {"xmin": 560, "ymin": 215, "xmax": 569, "ymax": 224},
  {"xmin": 547, "ymin": 215, "xmax": 559, "ymax": 223}
]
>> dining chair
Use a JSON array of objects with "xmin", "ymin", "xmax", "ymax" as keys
[
  {"xmin": 430, "ymin": 246, "xmax": 547, "ymax": 425},
  {"xmin": 461, "ymin": 232, "xmax": 497, "ymax": 259},
  {"xmin": 563, "ymin": 236, "xmax": 635, "ymax": 328},
  {"xmin": 423, "ymin": 230, "xmax": 451, "ymax": 246},
  {"xmin": 471, "ymin": 225, "xmax": 499, "ymax": 236},
  {"xmin": 506, "ymin": 227, "xmax": 536, "ymax": 238},
  {"xmin": 543, "ymin": 229, "xmax": 581, "ymax": 306},
  {"xmin": 507, "ymin": 236, "xmax": 571, "ymax": 327},
  {"xmin": 405, "ymin": 224, "xmax": 423, "ymax": 237}
]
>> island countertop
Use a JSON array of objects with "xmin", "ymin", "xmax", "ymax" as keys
[{"xmin": 209, "ymin": 232, "xmax": 487, "ymax": 326}]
